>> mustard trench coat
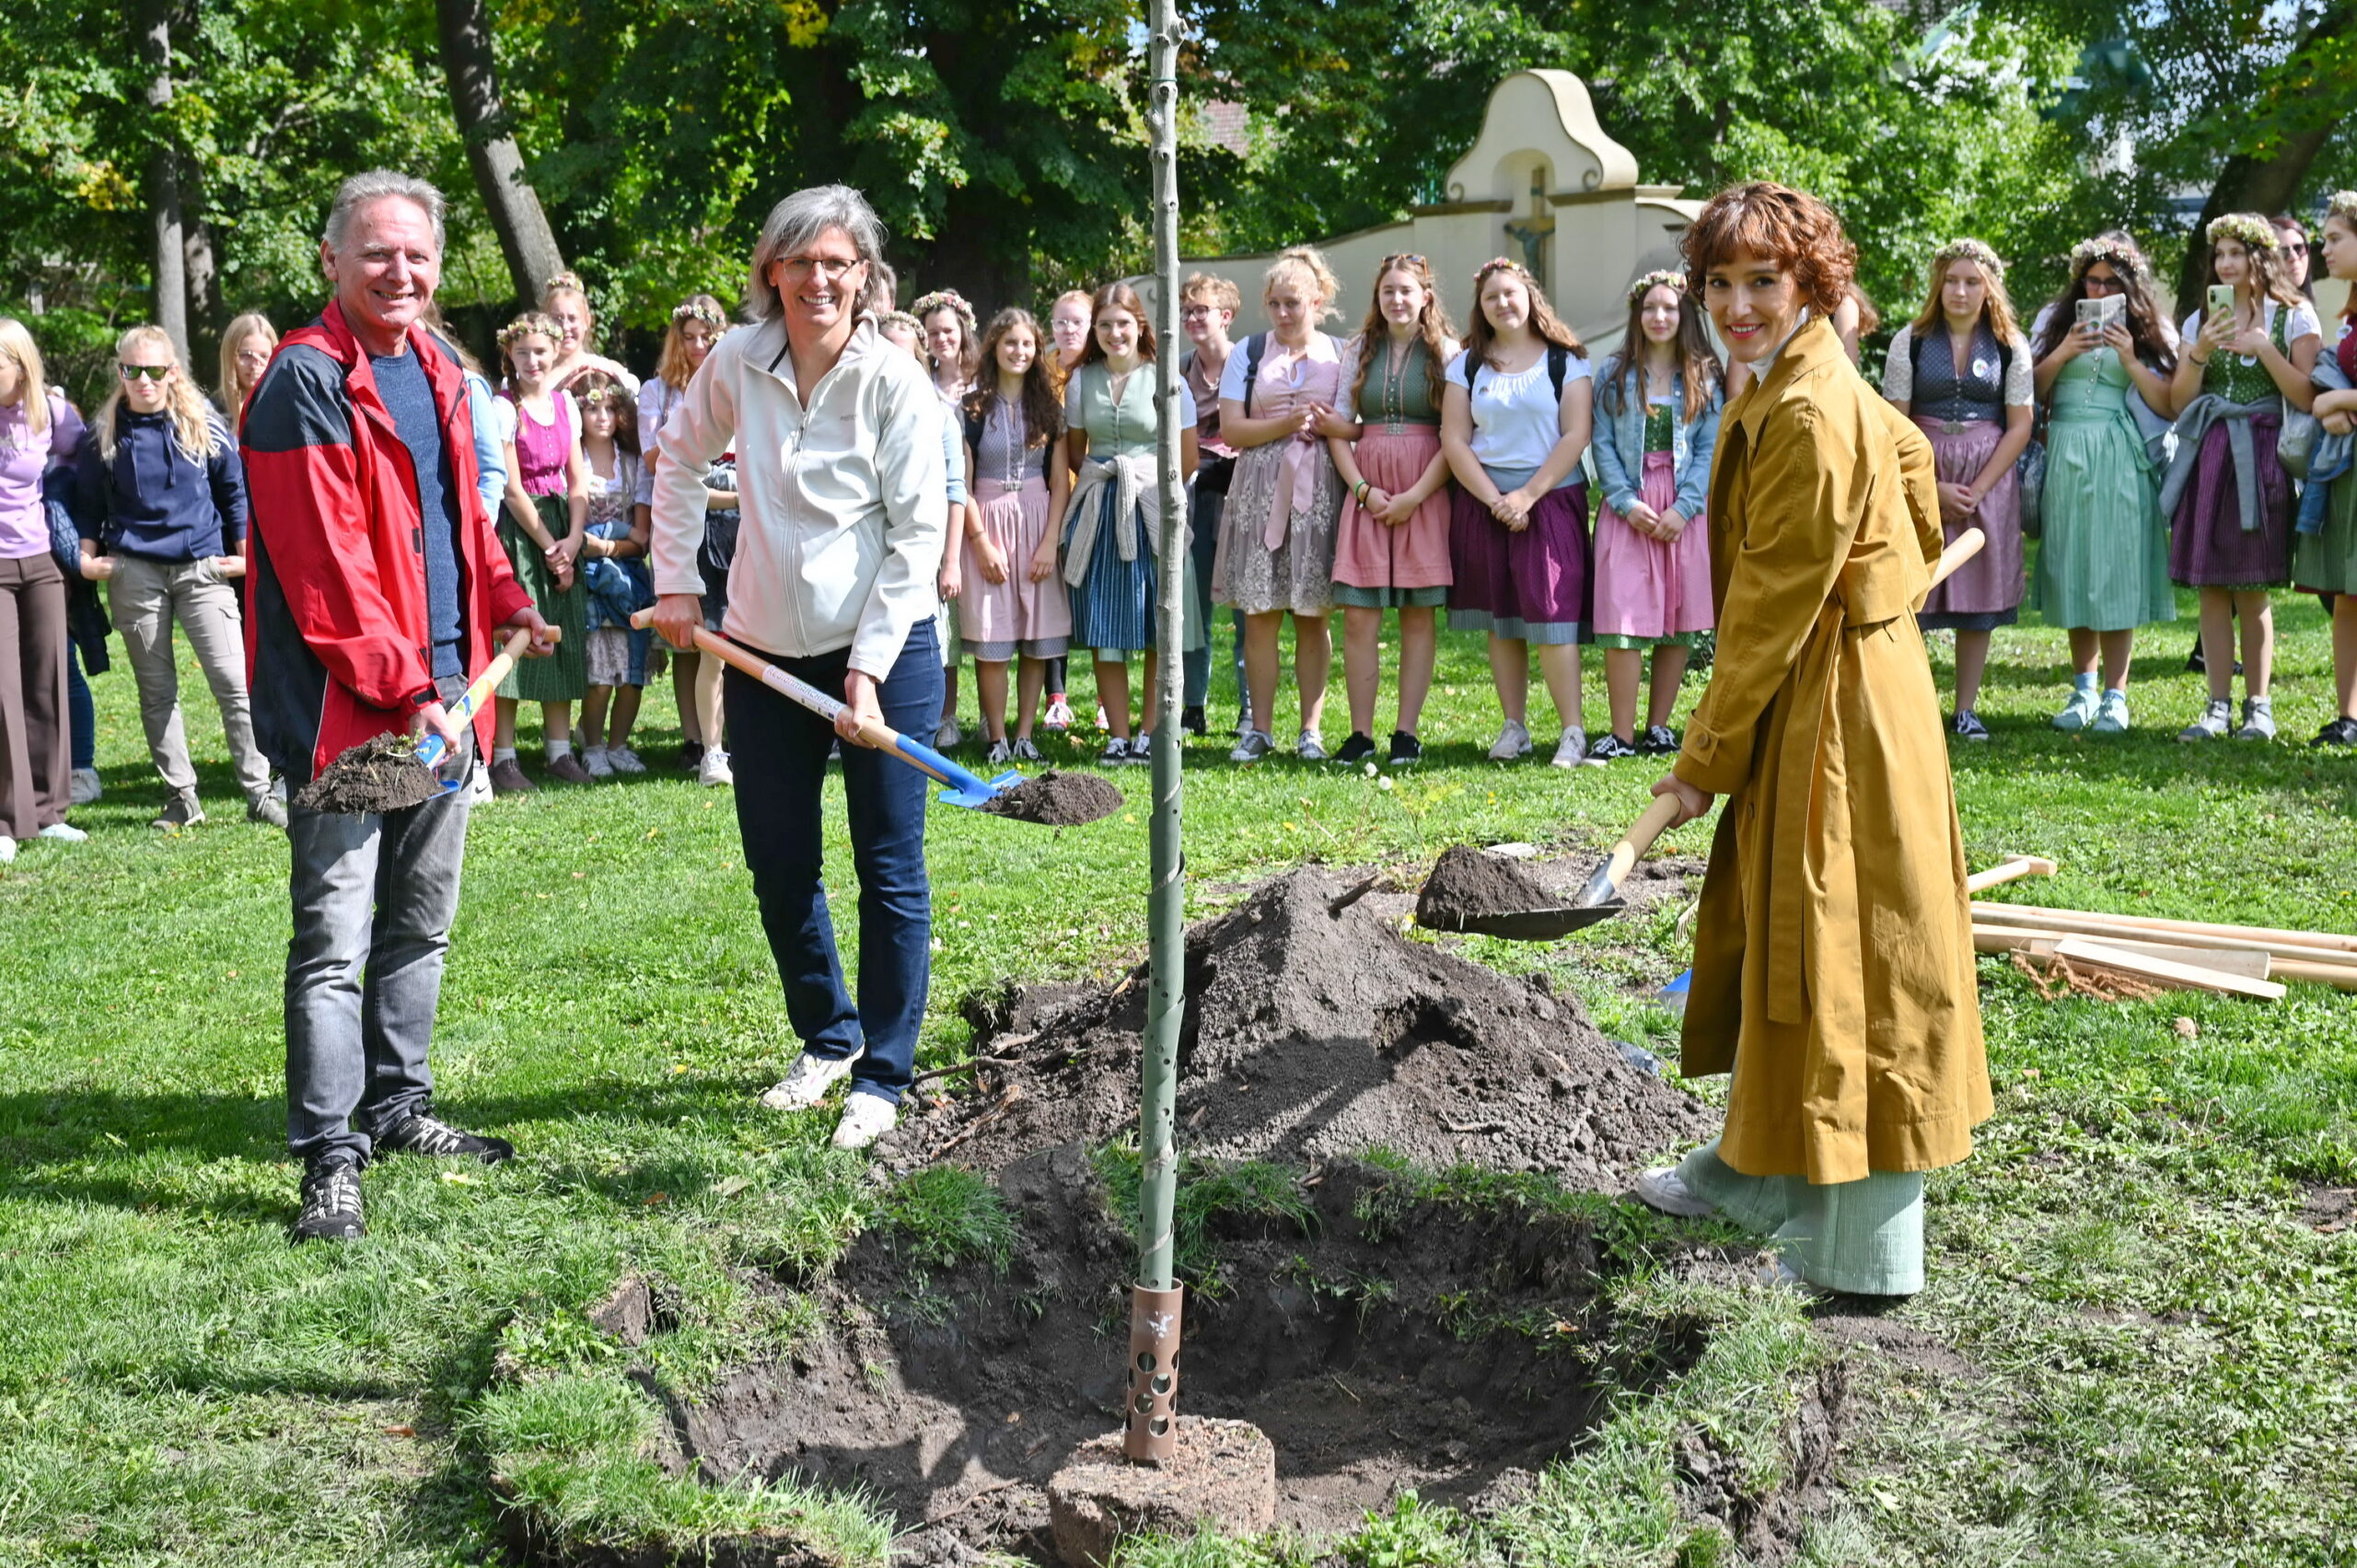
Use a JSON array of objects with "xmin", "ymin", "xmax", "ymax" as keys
[{"xmin": 1673, "ymin": 315, "xmax": 1991, "ymax": 1186}]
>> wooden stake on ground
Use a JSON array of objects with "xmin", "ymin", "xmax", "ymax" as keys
[
  {"xmin": 1965, "ymin": 855, "xmax": 2057, "ymax": 895},
  {"xmin": 1971, "ymin": 926, "xmax": 2273, "ymax": 981},
  {"xmin": 2047, "ymin": 937, "xmax": 2287, "ymax": 1001}
]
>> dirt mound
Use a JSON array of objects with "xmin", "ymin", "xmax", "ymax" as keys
[
  {"xmin": 295, "ymin": 734, "xmax": 440, "ymax": 814},
  {"xmin": 1415, "ymin": 844, "xmax": 1559, "ymax": 928},
  {"xmin": 885, "ymin": 865, "xmax": 1713, "ymax": 1183},
  {"xmin": 980, "ymin": 770, "xmax": 1124, "ymax": 826}
]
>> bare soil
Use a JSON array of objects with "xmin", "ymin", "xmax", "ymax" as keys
[
  {"xmin": 1414, "ymin": 845, "xmax": 1560, "ymax": 928},
  {"xmin": 979, "ymin": 771, "xmax": 1125, "ymax": 827},
  {"xmin": 294, "ymin": 734, "xmax": 440, "ymax": 814}
]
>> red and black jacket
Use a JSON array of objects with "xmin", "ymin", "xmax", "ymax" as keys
[{"xmin": 240, "ymin": 302, "xmax": 532, "ymax": 783}]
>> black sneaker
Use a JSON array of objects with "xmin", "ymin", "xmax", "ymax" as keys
[
  {"xmin": 1953, "ymin": 710, "xmax": 1991, "ymax": 742},
  {"xmin": 1637, "ymin": 725, "xmax": 1679, "ymax": 755},
  {"xmin": 1332, "ymin": 732, "xmax": 1378, "ymax": 766},
  {"xmin": 1586, "ymin": 732, "xmax": 1640, "ymax": 762},
  {"xmin": 2184, "ymin": 637, "xmax": 2206, "ymax": 675},
  {"xmin": 292, "ymin": 1155, "xmax": 366, "ymax": 1244},
  {"xmin": 679, "ymin": 741, "xmax": 706, "ymax": 771},
  {"xmin": 375, "ymin": 1109, "xmax": 515, "ymax": 1165},
  {"xmin": 1387, "ymin": 731, "xmax": 1422, "ymax": 767},
  {"xmin": 1180, "ymin": 704, "xmax": 1207, "ymax": 737},
  {"xmin": 2315, "ymin": 717, "xmax": 2357, "ymax": 749}
]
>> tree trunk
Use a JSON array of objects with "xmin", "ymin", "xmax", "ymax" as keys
[
  {"xmin": 184, "ymin": 208, "xmax": 223, "ymax": 344},
  {"xmin": 138, "ymin": 0, "xmax": 189, "ymax": 363},
  {"xmin": 435, "ymin": 0, "xmax": 564, "ymax": 306}
]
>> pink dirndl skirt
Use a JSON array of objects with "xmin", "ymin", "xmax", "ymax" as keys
[
  {"xmin": 1917, "ymin": 419, "xmax": 2026, "ymax": 629},
  {"xmin": 1592, "ymin": 452, "xmax": 1712, "ymax": 640},
  {"xmin": 1332, "ymin": 426, "xmax": 1451, "ymax": 590},
  {"xmin": 965, "ymin": 475, "xmax": 1073, "ymax": 659}
]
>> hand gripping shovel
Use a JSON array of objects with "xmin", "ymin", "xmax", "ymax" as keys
[
  {"xmin": 1445, "ymin": 525, "xmax": 1989, "ymax": 941},
  {"xmin": 294, "ymin": 626, "xmax": 554, "ymax": 814}
]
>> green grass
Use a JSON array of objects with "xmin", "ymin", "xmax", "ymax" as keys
[{"xmin": 4, "ymin": 580, "xmax": 2356, "ymax": 1564}]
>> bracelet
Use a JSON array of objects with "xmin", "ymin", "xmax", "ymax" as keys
[
  {"xmin": 1354, "ymin": 479, "xmax": 1370, "ymax": 503},
  {"xmin": 2189, "ymin": 352, "xmax": 2212, "ymax": 367}
]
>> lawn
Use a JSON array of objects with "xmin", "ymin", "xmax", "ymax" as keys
[{"xmin": 3, "ymin": 583, "xmax": 2353, "ymax": 1567}]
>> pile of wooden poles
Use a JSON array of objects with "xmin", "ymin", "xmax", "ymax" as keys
[{"xmin": 1968, "ymin": 855, "xmax": 2357, "ymax": 1001}]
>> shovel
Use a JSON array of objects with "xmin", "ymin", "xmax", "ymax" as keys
[
  {"xmin": 1446, "ymin": 524, "xmax": 1989, "ymax": 942},
  {"xmin": 294, "ymin": 626, "xmax": 553, "ymax": 814},
  {"xmin": 633, "ymin": 611, "xmax": 1021, "ymax": 808}
]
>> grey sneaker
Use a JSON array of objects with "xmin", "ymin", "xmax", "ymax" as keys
[
  {"xmin": 760, "ymin": 1050, "xmax": 861, "ymax": 1111},
  {"xmin": 153, "ymin": 793, "xmax": 204, "ymax": 832},
  {"xmin": 1550, "ymin": 726, "xmax": 1589, "ymax": 768},
  {"xmin": 607, "ymin": 744, "xmax": 648, "ymax": 775},
  {"xmin": 1487, "ymin": 718, "xmax": 1533, "ymax": 761},
  {"xmin": 2092, "ymin": 691, "xmax": 2131, "ymax": 735},
  {"xmin": 1229, "ymin": 729, "xmax": 1274, "ymax": 763},
  {"xmin": 1011, "ymin": 736, "xmax": 1043, "ymax": 762},
  {"xmin": 2052, "ymin": 685, "xmax": 2098, "ymax": 732},
  {"xmin": 248, "ymin": 796, "xmax": 289, "ymax": 830},
  {"xmin": 984, "ymin": 738, "xmax": 1012, "ymax": 766},
  {"xmin": 69, "ymin": 767, "xmax": 102, "ymax": 805},
  {"xmin": 2234, "ymin": 698, "xmax": 2276, "ymax": 742},
  {"xmin": 2178, "ymin": 699, "xmax": 2233, "ymax": 742},
  {"xmin": 1295, "ymin": 728, "xmax": 1329, "ymax": 762},
  {"xmin": 1099, "ymin": 736, "xmax": 1133, "ymax": 767}
]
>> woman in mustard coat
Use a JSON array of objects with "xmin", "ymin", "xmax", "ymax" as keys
[{"xmin": 1634, "ymin": 182, "xmax": 1991, "ymax": 1295}]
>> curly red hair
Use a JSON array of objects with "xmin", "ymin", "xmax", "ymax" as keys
[{"xmin": 1680, "ymin": 181, "xmax": 1858, "ymax": 317}]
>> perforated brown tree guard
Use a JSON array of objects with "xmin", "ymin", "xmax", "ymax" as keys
[{"xmin": 1124, "ymin": 1284, "xmax": 1183, "ymax": 1464}]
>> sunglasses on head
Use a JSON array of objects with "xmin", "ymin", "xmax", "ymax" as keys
[
  {"xmin": 1380, "ymin": 253, "xmax": 1428, "ymax": 268},
  {"xmin": 119, "ymin": 364, "xmax": 171, "ymax": 382}
]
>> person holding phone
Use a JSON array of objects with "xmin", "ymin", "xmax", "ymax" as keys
[{"xmin": 2164, "ymin": 212, "xmax": 2320, "ymax": 743}]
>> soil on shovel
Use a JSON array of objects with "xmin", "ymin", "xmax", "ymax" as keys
[
  {"xmin": 884, "ymin": 864, "xmax": 1715, "ymax": 1182},
  {"xmin": 979, "ymin": 770, "xmax": 1125, "ymax": 826},
  {"xmin": 1414, "ymin": 844, "xmax": 1562, "ymax": 928},
  {"xmin": 293, "ymin": 734, "xmax": 439, "ymax": 815}
]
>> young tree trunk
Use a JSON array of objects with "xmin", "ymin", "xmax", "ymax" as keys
[
  {"xmin": 435, "ymin": 0, "xmax": 564, "ymax": 306},
  {"xmin": 137, "ymin": 0, "xmax": 189, "ymax": 363}
]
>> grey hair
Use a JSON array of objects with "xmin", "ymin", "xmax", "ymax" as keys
[
  {"xmin": 323, "ymin": 170, "xmax": 447, "ymax": 256},
  {"xmin": 746, "ymin": 184, "xmax": 886, "ymax": 321}
]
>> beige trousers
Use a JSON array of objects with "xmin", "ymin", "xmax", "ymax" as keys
[{"xmin": 108, "ymin": 555, "xmax": 271, "ymax": 804}]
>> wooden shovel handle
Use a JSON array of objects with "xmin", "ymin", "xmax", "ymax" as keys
[
  {"xmin": 1584, "ymin": 794, "xmax": 1688, "ymax": 906},
  {"xmin": 1964, "ymin": 854, "xmax": 2057, "ymax": 895}
]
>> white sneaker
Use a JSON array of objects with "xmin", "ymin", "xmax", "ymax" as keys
[
  {"xmin": 1486, "ymin": 718, "xmax": 1532, "ymax": 761},
  {"xmin": 1295, "ymin": 728, "xmax": 1328, "ymax": 761},
  {"xmin": 1095, "ymin": 705, "xmax": 1110, "ymax": 730},
  {"xmin": 1633, "ymin": 1167, "xmax": 1718, "ymax": 1218},
  {"xmin": 760, "ymin": 1050, "xmax": 860, "ymax": 1110},
  {"xmin": 468, "ymin": 763, "xmax": 493, "ymax": 804},
  {"xmin": 935, "ymin": 717, "xmax": 962, "ymax": 749},
  {"xmin": 0, "ymin": 836, "xmax": 14, "ymax": 865},
  {"xmin": 1229, "ymin": 729, "xmax": 1274, "ymax": 763},
  {"xmin": 1043, "ymin": 697, "xmax": 1074, "ymax": 731},
  {"xmin": 1550, "ymin": 726, "xmax": 1589, "ymax": 769},
  {"xmin": 38, "ymin": 822, "xmax": 87, "ymax": 842},
  {"xmin": 830, "ymin": 1092, "xmax": 899, "ymax": 1150},
  {"xmin": 700, "ymin": 749, "xmax": 735, "ymax": 787},
  {"xmin": 2177, "ymin": 700, "xmax": 2233, "ymax": 742},
  {"xmin": 583, "ymin": 746, "xmax": 614, "ymax": 778},
  {"xmin": 607, "ymin": 744, "xmax": 647, "ymax": 775},
  {"xmin": 69, "ymin": 768, "xmax": 102, "ymax": 806}
]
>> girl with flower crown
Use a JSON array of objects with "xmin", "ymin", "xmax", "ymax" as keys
[
  {"xmin": 912, "ymin": 289, "xmax": 981, "ymax": 749},
  {"xmin": 1586, "ymin": 269, "xmax": 1722, "ymax": 761},
  {"xmin": 2164, "ymin": 211, "xmax": 2320, "ymax": 743},
  {"xmin": 489, "ymin": 311, "xmax": 590, "ymax": 792},
  {"xmin": 638, "ymin": 295, "xmax": 738, "ymax": 782},
  {"xmin": 961, "ymin": 308, "xmax": 1071, "ymax": 763},
  {"xmin": 1441, "ymin": 257, "xmax": 1597, "ymax": 767},
  {"xmin": 2026, "ymin": 232, "xmax": 2179, "ymax": 734},
  {"xmin": 2296, "ymin": 193, "xmax": 2357, "ymax": 746},
  {"xmin": 1324, "ymin": 253, "xmax": 1459, "ymax": 767},
  {"xmin": 1880, "ymin": 239, "xmax": 2035, "ymax": 741}
]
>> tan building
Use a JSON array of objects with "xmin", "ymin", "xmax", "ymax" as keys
[{"xmin": 1169, "ymin": 70, "xmax": 1702, "ymax": 354}]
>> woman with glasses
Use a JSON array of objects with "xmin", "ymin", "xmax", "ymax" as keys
[
  {"xmin": 73, "ymin": 324, "xmax": 279, "ymax": 830},
  {"xmin": 0, "ymin": 318, "xmax": 87, "ymax": 863}
]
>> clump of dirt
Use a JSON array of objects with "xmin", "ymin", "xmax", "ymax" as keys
[
  {"xmin": 980, "ymin": 770, "xmax": 1125, "ymax": 826},
  {"xmin": 294, "ymin": 733, "xmax": 439, "ymax": 814},
  {"xmin": 684, "ymin": 1148, "xmax": 1709, "ymax": 1563},
  {"xmin": 1414, "ymin": 844, "xmax": 1560, "ymax": 928},
  {"xmin": 1676, "ymin": 1363, "xmax": 1848, "ymax": 1567},
  {"xmin": 887, "ymin": 865, "xmax": 1714, "ymax": 1182}
]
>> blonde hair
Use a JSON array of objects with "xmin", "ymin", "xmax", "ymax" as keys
[
  {"xmin": 95, "ymin": 325, "xmax": 225, "ymax": 464},
  {"xmin": 1180, "ymin": 273, "xmax": 1242, "ymax": 313},
  {"xmin": 658, "ymin": 294, "xmax": 728, "ymax": 389},
  {"xmin": 217, "ymin": 312, "xmax": 278, "ymax": 415},
  {"xmin": 1263, "ymin": 245, "xmax": 1341, "ymax": 320},
  {"xmin": 0, "ymin": 318, "xmax": 52, "ymax": 439},
  {"xmin": 1910, "ymin": 243, "xmax": 2024, "ymax": 347}
]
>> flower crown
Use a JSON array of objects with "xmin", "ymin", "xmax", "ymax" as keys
[
  {"xmin": 2069, "ymin": 235, "xmax": 2144, "ymax": 276},
  {"xmin": 496, "ymin": 312, "xmax": 561, "ymax": 352},
  {"xmin": 1476, "ymin": 256, "xmax": 1527, "ymax": 278},
  {"xmin": 2328, "ymin": 192, "xmax": 2357, "ymax": 227},
  {"xmin": 577, "ymin": 381, "xmax": 628, "ymax": 408},
  {"xmin": 1627, "ymin": 269, "xmax": 1686, "ymax": 305},
  {"xmin": 910, "ymin": 289, "xmax": 976, "ymax": 328},
  {"xmin": 671, "ymin": 299, "xmax": 726, "ymax": 329},
  {"xmin": 1932, "ymin": 238, "xmax": 2005, "ymax": 280},
  {"xmin": 2207, "ymin": 214, "xmax": 2280, "ymax": 251}
]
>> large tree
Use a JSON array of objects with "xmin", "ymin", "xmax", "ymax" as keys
[{"xmin": 435, "ymin": 0, "xmax": 564, "ymax": 306}]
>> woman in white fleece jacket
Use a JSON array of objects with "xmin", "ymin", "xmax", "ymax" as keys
[{"xmin": 648, "ymin": 184, "xmax": 948, "ymax": 1154}]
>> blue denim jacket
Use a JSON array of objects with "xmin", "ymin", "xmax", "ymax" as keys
[
  {"xmin": 1591, "ymin": 367, "xmax": 1722, "ymax": 522},
  {"xmin": 2299, "ymin": 344, "xmax": 2354, "ymax": 535}
]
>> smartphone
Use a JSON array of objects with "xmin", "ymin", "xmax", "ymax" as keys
[{"xmin": 2209, "ymin": 284, "xmax": 2235, "ymax": 320}]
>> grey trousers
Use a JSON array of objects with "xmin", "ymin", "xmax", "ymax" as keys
[
  {"xmin": 109, "ymin": 554, "xmax": 272, "ymax": 804},
  {"xmin": 284, "ymin": 685, "xmax": 473, "ymax": 1163}
]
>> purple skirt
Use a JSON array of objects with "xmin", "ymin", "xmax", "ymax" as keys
[
  {"xmin": 1446, "ymin": 483, "xmax": 1591, "ymax": 645},
  {"xmin": 1917, "ymin": 420, "xmax": 2024, "ymax": 630},
  {"xmin": 2168, "ymin": 410, "xmax": 2291, "ymax": 588}
]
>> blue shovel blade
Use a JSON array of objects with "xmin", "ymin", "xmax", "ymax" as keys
[{"xmin": 937, "ymin": 769, "xmax": 1024, "ymax": 809}]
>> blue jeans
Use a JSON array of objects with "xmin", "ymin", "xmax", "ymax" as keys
[
  {"xmin": 66, "ymin": 642, "xmax": 93, "ymax": 771},
  {"xmin": 726, "ymin": 619, "xmax": 942, "ymax": 1106},
  {"xmin": 1182, "ymin": 486, "xmax": 1243, "ymax": 707}
]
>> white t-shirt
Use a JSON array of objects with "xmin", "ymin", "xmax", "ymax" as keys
[
  {"xmin": 1445, "ymin": 346, "xmax": 1593, "ymax": 471},
  {"xmin": 2177, "ymin": 298, "xmax": 2322, "ymax": 357},
  {"xmin": 1217, "ymin": 330, "xmax": 1342, "ymax": 406}
]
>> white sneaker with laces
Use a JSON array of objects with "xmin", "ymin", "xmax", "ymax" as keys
[
  {"xmin": 607, "ymin": 744, "xmax": 648, "ymax": 775},
  {"xmin": 1633, "ymin": 1167, "xmax": 1718, "ymax": 1218},
  {"xmin": 1043, "ymin": 698, "xmax": 1074, "ymax": 731},
  {"xmin": 69, "ymin": 768, "xmax": 102, "ymax": 806},
  {"xmin": 38, "ymin": 822, "xmax": 87, "ymax": 842},
  {"xmin": 584, "ymin": 746, "xmax": 614, "ymax": 778},
  {"xmin": 1295, "ymin": 728, "xmax": 1328, "ymax": 761},
  {"xmin": 830, "ymin": 1092, "xmax": 898, "ymax": 1150},
  {"xmin": 0, "ymin": 836, "xmax": 15, "ymax": 865},
  {"xmin": 1550, "ymin": 726, "xmax": 1589, "ymax": 769},
  {"xmin": 700, "ymin": 749, "xmax": 735, "ymax": 787},
  {"xmin": 760, "ymin": 1050, "xmax": 860, "ymax": 1110},
  {"xmin": 1228, "ymin": 729, "xmax": 1274, "ymax": 763},
  {"xmin": 1486, "ymin": 718, "xmax": 1532, "ymax": 761},
  {"xmin": 935, "ymin": 716, "xmax": 962, "ymax": 749}
]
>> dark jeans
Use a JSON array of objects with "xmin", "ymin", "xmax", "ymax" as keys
[
  {"xmin": 1182, "ymin": 486, "xmax": 1243, "ymax": 707},
  {"xmin": 66, "ymin": 642, "xmax": 92, "ymax": 772},
  {"xmin": 284, "ymin": 675, "xmax": 475, "ymax": 1163},
  {"xmin": 727, "ymin": 619, "xmax": 942, "ymax": 1106}
]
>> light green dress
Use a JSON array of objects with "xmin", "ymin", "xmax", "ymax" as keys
[
  {"xmin": 2032, "ymin": 347, "xmax": 2175, "ymax": 632},
  {"xmin": 1678, "ymin": 1138, "xmax": 1925, "ymax": 1295}
]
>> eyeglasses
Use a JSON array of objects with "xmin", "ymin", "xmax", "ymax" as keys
[
  {"xmin": 118, "ymin": 364, "xmax": 171, "ymax": 382},
  {"xmin": 2286, "ymin": 241, "xmax": 2311, "ymax": 256},
  {"xmin": 777, "ymin": 255, "xmax": 865, "ymax": 282}
]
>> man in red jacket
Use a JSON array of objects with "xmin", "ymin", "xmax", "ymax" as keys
[{"xmin": 242, "ymin": 170, "xmax": 552, "ymax": 1244}]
